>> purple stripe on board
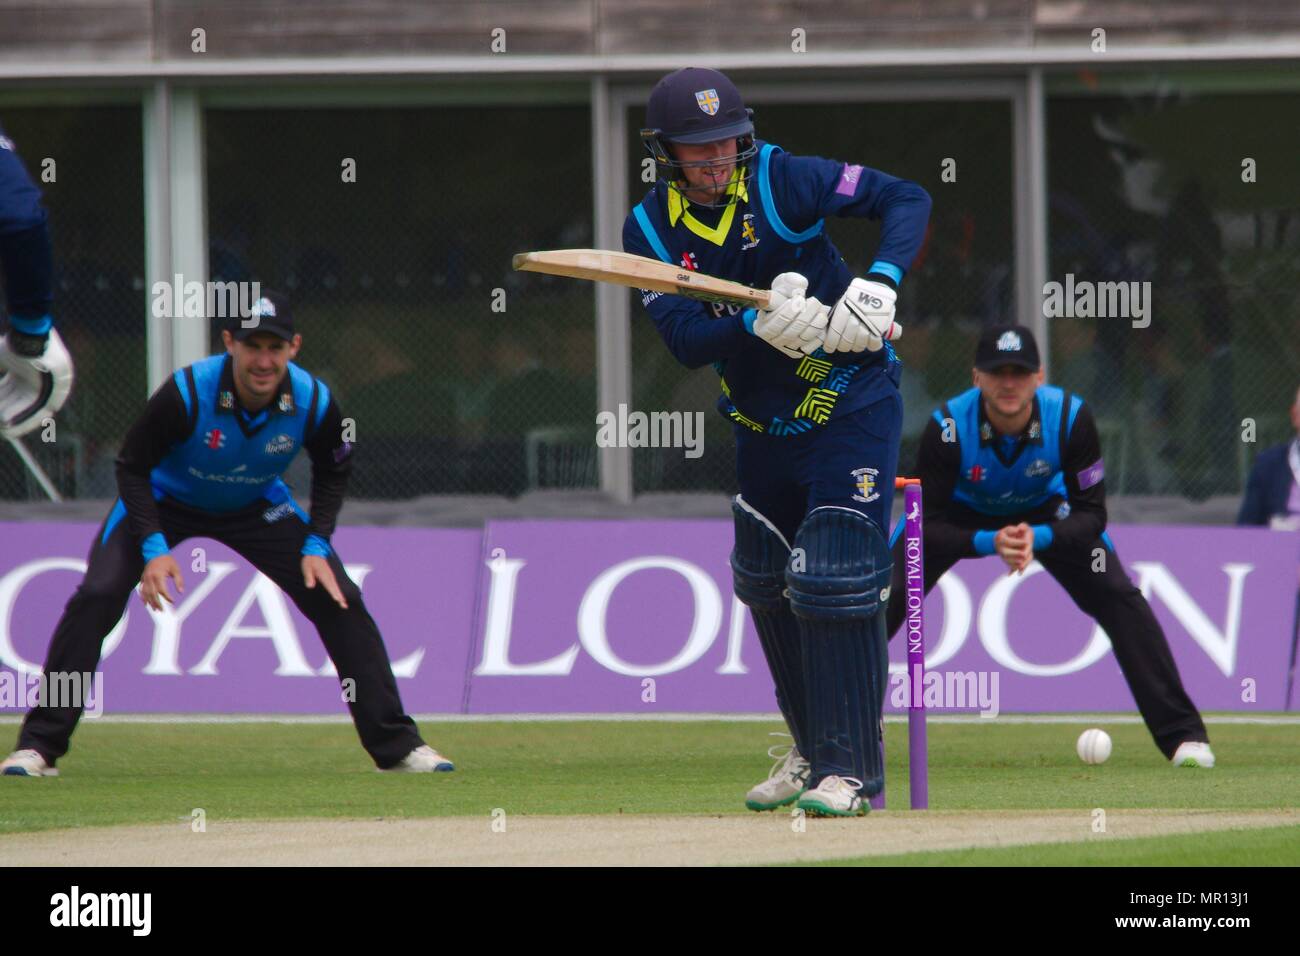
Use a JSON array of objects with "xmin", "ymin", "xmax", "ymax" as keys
[{"xmin": 836, "ymin": 164, "xmax": 864, "ymax": 196}]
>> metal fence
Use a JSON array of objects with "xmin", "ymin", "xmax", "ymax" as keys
[
  {"xmin": 0, "ymin": 105, "xmax": 146, "ymax": 500},
  {"xmin": 205, "ymin": 103, "xmax": 596, "ymax": 499},
  {"xmin": 2, "ymin": 69, "xmax": 1296, "ymax": 506},
  {"xmin": 1045, "ymin": 77, "xmax": 1300, "ymax": 499}
]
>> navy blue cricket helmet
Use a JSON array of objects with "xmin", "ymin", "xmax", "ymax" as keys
[{"xmin": 640, "ymin": 67, "xmax": 757, "ymax": 208}]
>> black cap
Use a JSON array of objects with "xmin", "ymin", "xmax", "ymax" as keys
[
  {"xmin": 975, "ymin": 325, "xmax": 1041, "ymax": 371},
  {"xmin": 645, "ymin": 68, "xmax": 754, "ymax": 144},
  {"xmin": 229, "ymin": 289, "xmax": 294, "ymax": 341}
]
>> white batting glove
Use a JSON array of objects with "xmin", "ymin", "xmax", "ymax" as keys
[
  {"xmin": 0, "ymin": 328, "xmax": 74, "ymax": 438},
  {"xmin": 789, "ymin": 297, "xmax": 830, "ymax": 356},
  {"xmin": 751, "ymin": 273, "xmax": 820, "ymax": 359},
  {"xmin": 825, "ymin": 278, "xmax": 901, "ymax": 353}
]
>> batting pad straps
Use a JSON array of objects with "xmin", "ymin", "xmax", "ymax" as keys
[{"xmin": 786, "ymin": 506, "xmax": 893, "ymax": 621}]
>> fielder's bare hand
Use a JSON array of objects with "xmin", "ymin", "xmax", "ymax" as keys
[
  {"xmin": 302, "ymin": 555, "xmax": 348, "ymax": 609},
  {"xmin": 995, "ymin": 523, "xmax": 1034, "ymax": 574},
  {"xmin": 139, "ymin": 554, "xmax": 184, "ymax": 611}
]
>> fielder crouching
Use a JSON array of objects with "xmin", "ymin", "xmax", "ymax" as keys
[
  {"xmin": 884, "ymin": 324, "xmax": 1214, "ymax": 767},
  {"xmin": 2, "ymin": 291, "xmax": 453, "ymax": 777}
]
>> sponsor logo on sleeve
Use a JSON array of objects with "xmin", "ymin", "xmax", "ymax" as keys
[
  {"xmin": 835, "ymin": 164, "xmax": 864, "ymax": 197},
  {"xmin": 1077, "ymin": 458, "xmax": 1105, "ymax": 490},
  {"xmin": 262, "ymin": 502, "xmax": 297, "ymax": 523}
]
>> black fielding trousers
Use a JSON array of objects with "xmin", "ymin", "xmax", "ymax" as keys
[
  {"xmin": 884, "ymin": 522, "xmax": 1209, "ymax": 760},
  {"xmin": 17, "ymin": 497, "xmax": 424, "ymax": 769}
]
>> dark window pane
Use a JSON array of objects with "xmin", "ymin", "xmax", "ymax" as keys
[
  {"xmin": 206, "ymin": 105, "xmax": 594, "ymax": 499},
  {"xmin": 1047, "ymin": 85, "xmax": 1300, "ymax": 499},
  {"xmin": 0, "ymin": 106, "xmax": 145, "ymax": 500}
]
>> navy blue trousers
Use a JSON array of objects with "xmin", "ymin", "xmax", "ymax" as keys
[{"xmin": 735, "ymin": 389, "xmax": 903, "ymax": 542}]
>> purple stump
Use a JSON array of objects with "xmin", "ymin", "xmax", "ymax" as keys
[{"xmin": 903, "ymin": 481, "xmax": 929, "ymax": 809}]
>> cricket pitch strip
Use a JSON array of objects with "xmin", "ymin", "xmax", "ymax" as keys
[{"xmin": 2, "ymin": 809, "xmax": 1294, "ymax": 866}]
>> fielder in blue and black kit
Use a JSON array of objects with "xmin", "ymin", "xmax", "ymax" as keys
[
  {"xmin": 884, "ymin": 325, "xmax": 1214, "ymax": 767},
  {"xmin": 3, "ymin": 292, "xmax": 455, "ymax": 777},
  {"xmin": 626, "ymin": 68, "xmax": 931, "ymax": 815}
]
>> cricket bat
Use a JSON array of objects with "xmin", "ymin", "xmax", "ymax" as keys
[{"xmin": 511, "ymin": 249, "xmax": 772, "ymax": 308}]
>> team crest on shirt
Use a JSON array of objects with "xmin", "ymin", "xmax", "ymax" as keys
[
  {"xmin": 695, "ymin": 89, "xmax": 720, "ymax": 115},
  {"xmin": 264, "ymin": 433, "xmax": 295, "ymax": 454},
  {"xmin": 740, "ymin": 214, "xmax": 760, "ymax": 250},
  {"xmin": 851, "ymin": 467, "xmax": 880, "ymax": 503},
  {"xmin": 204, "ymin": 428, "xmax": 226, "ymax": 450},
  {"xmin": 1025, "ymin": 458, "xmax": 1051, "ymax": 478}
]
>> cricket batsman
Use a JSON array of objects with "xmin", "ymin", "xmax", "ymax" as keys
[
  {"xmin": 884, "ymin": 324, "xmax": 1215, "ymax": 767},
  {"xmin": 2, "ymin": 292, "xmax": 454, "ymax": 776},
  {"xmin": 624, "ymin": 68, "xmax": 931, "ymax": 815},
  {"xmin": 0, "ymin": 122, "xmax": 73, "ymax": 438}
]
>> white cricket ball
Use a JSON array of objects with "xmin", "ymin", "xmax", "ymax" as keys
[{"xmin": 1077, "ymin": 728, "xmax": 1112, "ymax": 765}]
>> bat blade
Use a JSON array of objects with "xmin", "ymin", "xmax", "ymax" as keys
[{"xmin": 512, "ymin": 249, "xmax": 771, "ymax": 309}]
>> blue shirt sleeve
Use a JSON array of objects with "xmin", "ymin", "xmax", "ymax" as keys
[
  {"xmin": 301, "ymin": 533, "xmax": 332, "ymax": 557},
  {"xmin": 621, "ymin": 213, "xmax": 753, "ymax": 370},
  {"xmin": 141, "ymin": 532, "xmax": 169, "ymax": 563},
  {"xmin": 768, "ymin": 149, "xmax": 931, "ymax": 282},
  {"xmin": 0, "ymin": 128, "xmax": 54, "ymax": 322}
]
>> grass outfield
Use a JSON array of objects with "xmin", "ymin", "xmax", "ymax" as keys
[
  {"xmin": 1, "ymin": 718, "xmax": 1295, "ymax": 863},
  {"xmin": 807, "ymin": 824, "xmax": 1300, "ymax": 866}
]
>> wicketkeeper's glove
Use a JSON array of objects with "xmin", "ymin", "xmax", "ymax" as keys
[{"xmin": 0, "ymin": 327, "xmax": 74, "ymax": 438}]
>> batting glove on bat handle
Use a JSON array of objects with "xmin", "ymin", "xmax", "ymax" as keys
[
  {"xmin": 749, "ymin": 272, "xmax": 812, "ymax": 357},
  {"xmin": 825, "ymin": 278, "xmax": 901, "ymax": 353}
]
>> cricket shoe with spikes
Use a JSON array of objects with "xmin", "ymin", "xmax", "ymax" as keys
[
  {"xmin": 745, "ymin": 739, "xmax": 810, "ymax": 811},
  {"xmin": 1171, "ymin": 741, "xmax": 1215, "ymax": 768},
  {"xmin": 1, "ymin": 749, "xmax": 59, "ymax": 777},
  {"xmin": 797, "ymin": 775, "xmax": 867, "ymax": 817},
  {"xmin": 381, "ymin": 744, "xmax": 455, "ymax": 773}
]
